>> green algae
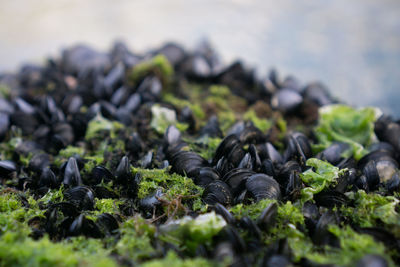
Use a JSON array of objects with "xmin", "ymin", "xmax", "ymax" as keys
[
  {"xmin": 242, "ymin": 109, "xmax": 272, "ymax": 133},
  {"xmin": 314, "ymin": 104, "xmax": 380, "ymax": 160},
  {"xmin": 141, "ymin": 251, "xmax": 218, "ymax": 267},
  {"xmin": 128, "ymin": 54, "xmax": 174, "ymax": 85},
  {"xmin": 134, "ymin": 167, "xmax": 203, "ymax": 201},
  {"xmin": 300, "ymin": 158, "xmax": 348, "ymax": 203},
  {"xmin": 85, "ymin": 114, "xmax": 124, "ymax": 140}
]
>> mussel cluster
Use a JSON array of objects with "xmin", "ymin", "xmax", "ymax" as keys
[{"xmin": 0, "ymin": 41, "xmax": 399, "ymax": 267}]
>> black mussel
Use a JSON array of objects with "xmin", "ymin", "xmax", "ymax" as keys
[
  {"xmin": 248, "ymin": 144, "xmax": 262, "ymax": 171},
  {"xmin": 312, "ymin": 211, "xmax": 339, "ymax": 247},
  {"xmin": 271, "ymin": 88, "xmax": 302, "ymax": 113},
  {"xmin": 139, "ymin": 189, "xmax": 163, "ymax": 218},
  {"xmin": 164, "ymin": 125, "xmax": 181, "ymax": 146},
  {"xmin": 195, "ymin": 167, "xmax": 220, "ymax": 187},
  {"xmin": 238, "ymin": 125, "xmax": 266, "ymax": 144},
  {"xmin": 96, "ymin": 213, "xmax": 119, "ymax": 235},
  {"xmin": 69, "ymin": 214, "xmax": 103, "ymax": 238},
  {"xmin": 52, "ymin": 123, "xmax": 74, "ymax": 150},
  {"xmin": 213, "ymin": 134, "xmax": 241, "ymax": 165},
  {"xmin": 111, "ymin": 86, "xmax": 129, "ymax": 106},
  {"xmin": 0, "ymin": 160, "xmax": 17, "ymax": 179},
  {"xmin": 314, "ymin": 190, "xmax": 348, "ymax": 208},
  {"xmin": 103, "ymin": 62, "xmax": 124, "ymax": 92},
  {"xmin": 93, "ymin": 186, "xmax": 119, "ymax": 199},
  {"xmin": 202, "ymin": 180, "xmax": 232, "ymax": 206},
  {"xmin": 214, "ymin": 242, "xmax": 235, "ymax": 263},
  {"xmin": 38, "ymin": 168, "xmax": 58, "ymax": 189},
  {"xmin": 302, "ymin": 201, "xmax": 320, "ymax": 235},
  {"xmin": 355, "ymin": 227, "xmax": 398, "ymax": 250},
  {"xmin": 238, "ymin": 153, "xmax": 252, "ymax": 170},
  {"xmin": 91, "ymin": 166, "xmax": 114, "ymax": 185},
  {"xmin": 214, "ymin": 203, "xmax": 236, "ymax": 224},
  {"xmin": 302, "ymin": 82, "xmax": 333, "ymax": 107},
  {"xmin": 246, "ymin": 174, "xmax": 281, "ymax": 201},
  {"xmin": 222, "ymin": 168, "xmax": 255, "ymax": 197},
  {"xmin": 356, "ymin": 254, "xmax": 388, "ymax": 267},
  {"xmin": 283, "ymin": 132, "xmax": 312, "ymax": 165},
  {"xmin": 262, "ymin": 142, "xmax": 283, "ymax": 164},
  {"xmin": 260, "ymin": 159, "xmax": 277, "ymax": 177},
  {"xmin": 374, "ymin": 115, "xmax": 400, "ymax": 153},
  {"xmin": 126, "ymin": 132, "xmax": 144, "ymax": 157},
  {"xmin": 180, "ymin": 106, "xmax": 196, "ymax": 132},
  {"xmin": 219, "ymin": 226, "xmax": 247, "ymax": 253},
  {"xmin": 10, "ymin": 111, "xmax": 39, "ymax": 135},
  {"xmin": 359, "ymin": 150, "xmax": 399, "ymax": 191},
  {"xmin": 62, "ymin": 44, "xmax": 110, "ymax": 75},
  {"xmin": 64, "ymin": 186, "xmax": 95, "ymax": 210},
  {"xmin": 63, "ymin": 157, "xmax": 82, "ymax": 187},
  {"xmin": 276, "ymin": 161, "xmax": 301, "ymax": 191},
  {"xmin": 28, "ymin": 153, "xmax": 50, "ymax": 173},
  {"xmin": 317, "ymin": 142, "xmax": 350, "ymax": 165},
  {"xmin": 200, "ymin": 115, "xmax": 222, "ymax": 138},
  {"xmin": 170, "ymin": 151, "xmax": 207, "ymax": 178},
  {"xmin": 137, "ymin": 76, "xmax": 162, "ymax": 102},
  {"xmin": 181, "ymin": 54, "xmax": 212, "ymax": 79},
  {"xmin": 240, "ymin": 216, "xmax": 262, "ymax": 239},
  {"xmin": 264, "ymin": 255, "xmax": 291, "ymax": 267},
  {"xmin": 157, "ymin": 42, "xmax": 186, "ymax": 66},
  {"xmin": 140, "ymin": 151, "xmax": 153, "ymax": 169},
  {"xmin": 0, "ymin": 112, "xmax": 9, "ymax": 140},
  {"xmin": 122, "ymin": 93, "xmax": 141, "ymax": 113},
  {"xmin": 215, "ymin": 156, "xmax": 234, "ymax": 176},
  {"xmin": 115, "ymin": 156, "xmax": 131, "ymax": 184},
  {"xmin": 257, "ymin": 202, "xmax": 278, "ymax": 231}
]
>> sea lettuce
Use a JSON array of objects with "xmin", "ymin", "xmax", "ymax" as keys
[{"xmin": 314, "ymin": 104, "xmax": 380, "ymax": 160}]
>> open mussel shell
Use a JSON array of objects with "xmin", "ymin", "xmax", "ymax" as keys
[
  {"xmin": 246, "ymin": 174, "xmax": 281, "ymax": 202},
  {"xmin": 213, "ymin": 134, "xmax": 241, "ymax": 165},
  {"xmin": 64, "ymin": 186, "xmax": 95, "ymax": 210},
  {"xmin": 314, "ymin": 190, "xmax": 348, "ymax": 208},
  {"xmin": 283, "ymin": 132, "xmax": 312, "ymax": 165},
  {"xmin": 202, "ymin": 180, "xmax": 232, "ymax": 206},
  {"xmin": 317, "ymin": 142, "xmax": 350, "ymax": 165}
]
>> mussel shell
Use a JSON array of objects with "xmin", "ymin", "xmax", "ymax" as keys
[
  {"xmin": 69, "ymin": 214, "xmax": 103, "ymax": 238},
  {"xmin": 195, "ymin": 167, "xmax": 220, "ymax": 187},
  {"xmin": 222, "ymin": 168, "xmax": 255, "ymax": 197},
  {"xmin": 0, "ymin": 160, "xmax": 17, "ymax": 179},
  {"xmin": 170, "ymin": 151, "xmax": 207, "ymax": 178},
  {"xmin": 115, "ymin": 156, "xmax": 131, "ymax": 184},
  {"xmin": 214, "ymin": 203, "xmax": 236, "ymax": 224},
  {"xmin": 63, "ymin": 157, "xmax": 82, "ymax": 187},
  {"xmin": 245, "ymin": 174, "xmax": 281, "ymax": 201},
  {"xmin": 64, "ymin": 186, "xmax": 95, "ymax": 210},
  {"xmin": 91, "ymin": 166, "xmax": 114, "ymax": 185},
  {"xmin": 314, "ymin": 190, "xmax": 348, "ymax": 208},
  {"xmin": 38, "ymin": 168, "xmax": 59, "ymax": 189},
  {"xmin": 139, "ymin": 189, "xmax": 163, "ymax": 218},
  {"xmin": 257, "ymin": 202, "xmax": 278, "ymax": 231},
  {"xmin": 202, "ymin": 180, "xmax": 232, "ymax": 206},
  {"xmin": 96, "ymin": 213, "xmax": 119, "ymax": 235}
]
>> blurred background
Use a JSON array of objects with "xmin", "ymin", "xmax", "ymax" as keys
[{"xmin": 1, "ymin": 0, "xmax": 400, "ymax": 115}]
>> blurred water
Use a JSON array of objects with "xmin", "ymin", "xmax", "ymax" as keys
[{"xmin": 1, "ymin": 0, "xmax": 400, "ymax": 115}]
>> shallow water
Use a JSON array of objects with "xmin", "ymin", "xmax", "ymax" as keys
[{"xmin": 1, "ymin": 0, "xmax": 399, "ymax": 115}]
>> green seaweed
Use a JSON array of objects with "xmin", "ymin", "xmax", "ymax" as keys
[
  {"xmin": 300, "ymin": 158, "xmax": 347, "ymax": 203},
  {"xmin": 314, "ymin": 104, "xmax": 380, "ymax": 160},
  {"xmin": 128, "ymin": 54, "xmax": 174, "ymax": 85},
  {"xmin": 242, "ymin": 109, "xmax": 272, "ymax": 133}
]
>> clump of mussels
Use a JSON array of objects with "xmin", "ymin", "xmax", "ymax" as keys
[{"xmin": 0, "ymin": 41, "xmax": 399, "ymax": 267}]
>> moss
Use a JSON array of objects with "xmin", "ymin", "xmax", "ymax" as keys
[
  {"xmin": 128, "ymin": 54, "xmax": 173, "ymax": 85},
  {"xmin": 115, "ymin": 216, "xmax": 156, "ymax": 262},
  {"xmin": 341, "ymin": 190, "xmax": 400, "ymax": 229},
  {"xmin": 163, "ymin": 93, "xmax": 206, "ymax": 121},
  {"xmin": 133, "ymin": 167, "xmax": 203, "ymax": 200},
  {"xmin": 159, "ymin": 212, "xmax": 227, "ymax": 255},
  {"xmin": 59, "ymin": 146, "xmax": 85, "ymax": 158},
  {"xmin": 0, "ymin": 232, "xmax": 117, "ymax": 267},
  {"xmin": 141, "ymin": 251, "xmax": 218, "ymax": 267},
  {"xmin": 242, "ymin": 109, "xmax": 272, "ymax": 132},
  {"xmin": 0, "ymin": 84, "xmax": 11, "ymax": 98},
  {"xmin": 150, "ymin": 105, "xmax": 178, "ymax": 134},
  {"xmin": 290, "ymin": 225, "xmax": 393, "ymax": 266},
  {"xmin": 187, "ymin": 136, "xmax": 221, "ymax": 161},
  {"xmin": 94, "ymin": 198, "xmax": 123, "ymax": 215},
  {"xmin": 85, "ymin": 114, "xmax": 123, "ymax": 140}
]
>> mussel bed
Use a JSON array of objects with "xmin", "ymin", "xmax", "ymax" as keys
[{"xmin": 0, "ymin": 41, "xmax": 399, "ymax": 266}]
